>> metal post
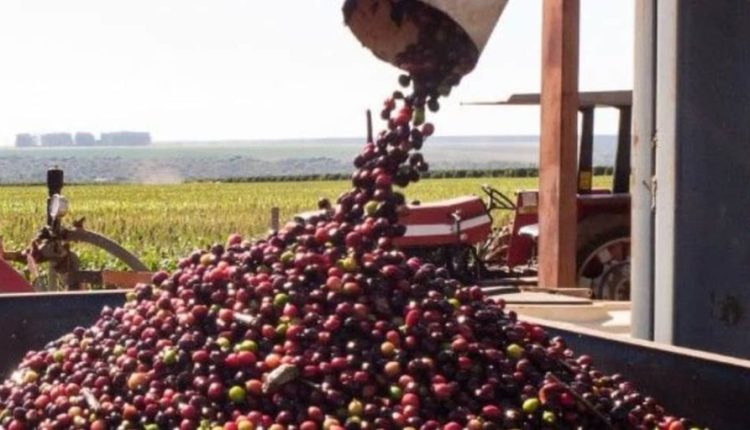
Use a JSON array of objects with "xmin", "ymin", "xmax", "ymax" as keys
[
  {"xmin": 577, "ymin": 107, "xmax": 594, "ymax": 194},
  {"xmin": 46, "ymin": 168, "xmax": 64, "ymax": 228},
  {"xmin": 653, "ymin": 0, "xmax": 678, "ymax": 346},
  {"xmin": 538, "ymin": 0, "xmax": 579, "ymax": 289},
  {"xmin": 613, "ymin": 106, "xmax": 632, "ymax": 194},
  {"xmin": 631, "ymin": 0, "xmax": 656, "ymax": 340}
]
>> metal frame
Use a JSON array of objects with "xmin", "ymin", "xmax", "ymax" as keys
[
  {"xmin": 467, "ymin": 90, "xmax": 634, "ymax": 197},
  {"xmin": 65, "ymin": 229, "xmax": 148, "ymax": 273}
]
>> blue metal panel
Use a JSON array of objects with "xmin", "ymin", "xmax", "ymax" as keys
[
  {"xmin": 655, "ymin": 0, "xmax": 750, "ymax": 356},
  {"xmin": 541, "ymin": 319, "xmax": 750, "ymax": 430},
  {"xmin": 0, "ymin": 291, "xmax": 125, "ymax": 377}
]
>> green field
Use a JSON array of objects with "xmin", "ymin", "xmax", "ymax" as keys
[{"xmin": 1, "ymin": 177, "xmax": 610, "ymax": 272}]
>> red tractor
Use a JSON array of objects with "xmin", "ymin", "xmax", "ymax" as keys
[
  {"xmin": 295, "ymin": 92, "xmax": 632, "ymax": 299},
  {"xmin": 390, "ymin": 91, "xmax": 633, "ymax": 299}
]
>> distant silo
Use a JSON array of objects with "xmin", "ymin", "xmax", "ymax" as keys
[
  {"xmin": 74, "ymin": 132, "xmax": 97, "ymax": 146},
  {"xmin": 15, "ymin": 134, "xmax": 37, "ymax": 147},
  {"xmin": 40, "ymin": 133, "xmax": 74, "ymax": 147}
]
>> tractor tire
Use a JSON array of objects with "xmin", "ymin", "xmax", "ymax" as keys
[{"xmin": 576, "ymin": 215, "xmax": 631, "ymax": 300}]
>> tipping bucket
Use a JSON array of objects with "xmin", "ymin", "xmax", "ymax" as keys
[{"xmin": 344, "ymin": 0, "xmax": 509, "ymax": 84}]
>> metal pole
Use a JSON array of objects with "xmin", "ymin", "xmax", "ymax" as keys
[
  {"xmin": 631, "ymin": 0, "xmax": 656, "ymax": 340},
  {"xmin": 538, "ymin": 0, "xmax": 579, "ymax": 289},
  {"xmin": 613, "ymin": 106, "xmax": 632, "ymax": 194},
  {"xmin": 653, "ymin": 0, "xmax": 678, "ymax": 345},
  {"xmin": 270, "ymin": 207, "xmax": 280, "ymax": 231},
  {"xmin": 577, "ymin": 107, "xmax": 594, "ymax": 194},
  {"xmin": 46, "ymin": 168, "xmax": 64, "ymax": 228}
]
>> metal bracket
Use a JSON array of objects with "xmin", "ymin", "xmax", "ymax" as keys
[
  {"xmin": 639, "ymin": 177, "xmax": 657, "ymax": 211},
  {"xmin": 649, "ymin": 131, "xmax": 658, "ymax": 210}
]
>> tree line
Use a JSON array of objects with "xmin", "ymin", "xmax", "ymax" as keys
[{"xmin": 213, "ymin": 166, "xmax": 615, "ymax": 183}]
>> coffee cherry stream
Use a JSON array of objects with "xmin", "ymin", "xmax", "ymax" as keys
[{"xmin": 1, "ymin": 4, "xmax": 700, "ymax": 430}]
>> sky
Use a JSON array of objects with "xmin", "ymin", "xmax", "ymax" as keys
[{"xmin": 0, "ymin": 1, "xmax": 634, "ymax": 145}]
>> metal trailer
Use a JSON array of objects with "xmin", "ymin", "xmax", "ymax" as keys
[{"xmin": 0, "ymin": 291, "xmax": 748, "ymax": 429}]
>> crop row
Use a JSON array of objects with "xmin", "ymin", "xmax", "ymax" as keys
[{"xmin": 0, "ymin": 177, "xmax": 609, "ymax": 272}]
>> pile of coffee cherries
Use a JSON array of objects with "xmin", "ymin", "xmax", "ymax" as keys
[{"xmin": 1, "ymin": 4, "xmax": 700, "ymax": 430}]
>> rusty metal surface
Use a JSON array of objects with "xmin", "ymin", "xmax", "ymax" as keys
[
  {"xmin": 530, "ymin": 316, "xmax": 750, "ymax": 430},
  {"xmin": 538, "ymin": 0, "xmax": 579, "ymax": 289},
  {"xmin": 101, "ymin": 271, "xmax": 153, "ymax": 288},
  {"xmin": 0, "ymin": 291, "xmax": 125, "ymax": 377}
]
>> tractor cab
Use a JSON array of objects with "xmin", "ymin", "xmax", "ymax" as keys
[
  {"xmin": 472, "ymin": 90, "xmax": 633, "ymax": 299},
  {"xmin": 476, "ymin": 90, "xmax": 633, "ymax": 194}
]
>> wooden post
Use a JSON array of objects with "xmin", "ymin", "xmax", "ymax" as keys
[
  {"xmin": 270, "ymin": 207, "xmax": 280, "ymax": 231},
  {"xmin": 538, "ymin": 0, "xmax": 579, "ymax": 289}
]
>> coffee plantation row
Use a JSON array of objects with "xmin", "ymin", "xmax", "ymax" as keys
[{"xmin": 0, "ymin": 177, "xmax": 611, "ymax": 273}]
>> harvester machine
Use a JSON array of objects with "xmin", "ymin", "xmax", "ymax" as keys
[{"xmin": 0, "ymin": 168, "xmax": 152, "ymax": 292}]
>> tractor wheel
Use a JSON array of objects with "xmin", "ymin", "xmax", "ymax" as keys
[{"xmin": 576, "ymin": 226, "xmax": 630, "ymax": 300}]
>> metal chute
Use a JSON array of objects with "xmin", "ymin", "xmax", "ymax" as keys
[{"xmin": 344, "ymin": 0, "xmax": 508, "ymax": 80}]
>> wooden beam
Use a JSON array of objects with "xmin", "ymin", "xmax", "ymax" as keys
[
  {"xmin": 538, "ymin": 0, "xmax": 580, "ymax": 288},
  {"xmin": 102, "ymin": 271, "xmax": 154, "ymax": 289}
]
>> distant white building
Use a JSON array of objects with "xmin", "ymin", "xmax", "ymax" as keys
[
  {"xmin": 74, "ymin": 132, "xmax": 97, "ymax": 146},
  {"xmin": 14, "ymin": 131, "xmax": 152, "ymax": 147},
  {"xmin": 40, "ymin": 133, "xmax": 74, "ymax": 147},
  {"xmin": 14, "ymin": 134, "xmax": 37, "ymax": 147}
]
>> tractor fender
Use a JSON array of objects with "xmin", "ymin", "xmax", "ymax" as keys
[
  {"xmin": 576, "ymin": 214, "xmax": 630, "ymax": 264},
  {"xmin": 64, "ymin": 229, "xmax": 149, "ymax": 272},
  {"xmin": 0, "ymin": 258, "xmax": 33, "ymax": 293}
]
